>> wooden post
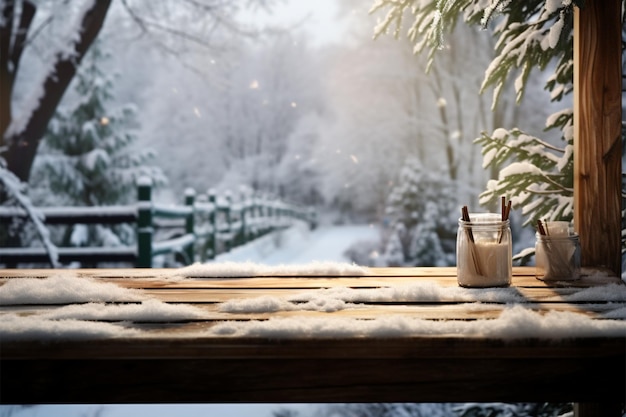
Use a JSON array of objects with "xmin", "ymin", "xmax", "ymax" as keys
[
  {"xmin": 136, "ymin": 177, "xmax": 153, "ymax": 268},
  {"xmin": 574, "ymin": 2, "xmax": 622, "ymax": 414},
  {"xmin": 184, "ymin": 188, "xmax": 195, "ymax": 265},
  {"xmin": 574, "ymin": 0, "xmax": 622, "ymax": 275}
]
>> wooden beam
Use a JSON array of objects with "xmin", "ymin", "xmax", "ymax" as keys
[{"xmin": 574, "ymin": 0, "xmax": 622, "ymax": 275}]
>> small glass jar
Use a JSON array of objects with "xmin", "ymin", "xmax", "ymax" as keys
[
  {"xmin": 457, "ymin": 213, "xmax": 512, "ymax": 287},
  {"xmin": 535, "ymin": 232, "xmax": 580, "ymax": 281}
]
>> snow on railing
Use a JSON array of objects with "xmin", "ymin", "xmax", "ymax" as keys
[{"xmin": 0, "ymin": 178, "xmax": 316, "ymax": 268}]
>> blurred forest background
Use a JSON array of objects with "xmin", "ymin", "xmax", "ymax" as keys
[{"xmin": 1, "ymin": 0, "xmax": 573, "ymax": 266}]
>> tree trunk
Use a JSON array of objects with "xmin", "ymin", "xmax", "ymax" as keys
[{"xmin": 1, "ymin": 0, "xmax": 112, "ymax": 183}]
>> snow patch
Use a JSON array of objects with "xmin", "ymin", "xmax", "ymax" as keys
[
  {"xmin": 548, "ymin": 12, "xmax": 565, "ymax": 49},
  {"xmin": 39, "ymin": 299, "xmax": 207, "ymax": 322},
  {"xmin": 499, "ymin": 162, "xmax": 541, "ymax": 178},
  {"xmin": 177, "ymin": 260, "xmax": 371, "ymax": 278},
  {"xmin": 1, "ymin": 274, "xmax": 624, "ymax": 340},
  {"xmin": 0, "ymin": 275, "xmax": 146, "ymax": 305},
  {"xmin": 562, "ymin": 283, "xmax": 626, "ymax": 302},
  {"xmin": 210, "ymin": 305, "xmax": 626, "ymax": 339},
  {"xmin": 220, "ymin": 282, "xmax": 524, "ymax": 314},
  {"xmin": 0, "ymin": 314, "xmax": 141, "ymax": 341}
]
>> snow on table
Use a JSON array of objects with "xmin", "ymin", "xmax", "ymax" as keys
[{"xmin": 0, "ymin": 264, "xmax": 624, "ymax": 404}]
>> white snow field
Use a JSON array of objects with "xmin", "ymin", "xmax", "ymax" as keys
[{"xmin": 214, "ymin": 222, "xmax": 380, "ymax": 265}]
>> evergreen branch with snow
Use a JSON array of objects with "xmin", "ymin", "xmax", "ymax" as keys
[
  {"xmin": 370, "ymin": 0, "xmax": 587, "ymax": 255},
  {"xmin": 371, "ymin": 0, "xmax": 578, "ymax": 107},
  {"xmin": 476, "ymin": 123, "xmax": 574, "ymax": 226}
]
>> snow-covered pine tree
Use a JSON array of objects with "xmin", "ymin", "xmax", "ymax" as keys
[
  {"xmin": 31, "ymin": 43, "xmax": 166, "ymax": 250},
  {"xmin": 370, "ymin": 0, "xmax": 596, "ymax": 260},
  {"xmin": 382, "ymin": 223, "xmax": 406, "ymax": 266},
  {"xmin": 383, "ymin": 157, "xmax": 457, "ymax": 266}
]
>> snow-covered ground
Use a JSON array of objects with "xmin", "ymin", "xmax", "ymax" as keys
[{"xmin": 215, "ymin": 222, "xmax": 380, "ymax": 265}]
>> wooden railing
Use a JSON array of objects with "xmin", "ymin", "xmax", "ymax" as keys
[{"xmin": 0, "ymin": 178, "xmax": 316, "ymax": 268}]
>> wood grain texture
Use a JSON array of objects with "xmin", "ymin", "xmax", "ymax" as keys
[
  {"xmin": 574, "ymin": 0, "xmax": 623, "ymax": 274},
  {"xmin": 1, "ymin": 267, "xmax": 624, "ymax": 405},
  {"xmin": 1, "ymin": 354, "xmax": 624, "ymax": 403}
]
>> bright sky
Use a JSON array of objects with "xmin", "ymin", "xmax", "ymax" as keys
[{"xmin": 241, "ymin": 0, "xmax": 348, "ymax": 46}]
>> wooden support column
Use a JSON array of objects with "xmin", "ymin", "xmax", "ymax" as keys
[{"xmin": 574, "ymin": 0, "xmax": 622, "ymax": 275}]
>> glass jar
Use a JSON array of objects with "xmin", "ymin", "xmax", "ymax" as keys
[
  {"xmin": 457, "ymin": 213, "xmax": 512, "ymax": 287},
  {"xmin": 535, "ymin": 232, "xmax": 580, "ymax": 281}
]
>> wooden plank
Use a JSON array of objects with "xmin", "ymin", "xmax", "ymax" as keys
[
  {"xmin": 3, "ymin": 301, "xmax": 618, "ymax": 322},
  {"xmin": 1, "ymin": 338, "xmax": 624, "ymax": 403},
  {"xmin": 0, "ymin": 282, "xmax": 577, "ymax": 303},
  {"xmin": 574, "ymin": 0, "xmax": 622, "ymax": 274},
  {"xmin": 2, "ymin": 335, "xmax": 624, "ymax": 360},
  {"xmin": 0, "ymin": 267, "xmax": 461, "ymax": 278},
  {"xmin": 136, "ymin": 286, "xmax": 598, "ymax": 303},
  {"xmin": 1, "ymin": 267, "xmax": 618, "ymax": 289},
  {"xmin": 1, "ymin": 268, "xmax": 624, "ymax": 406},
  {"xmin": 0, "ymin": 265, "xmax": 611, "ymax": 280},
  {"xmin": 0, "ymin": 357, "xmax": 621, "ymax": 403},
  {"xmin": 96, "ymin": 270, "xmax": 622, "ymax": 290}
]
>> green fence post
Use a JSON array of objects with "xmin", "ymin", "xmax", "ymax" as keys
[
  {"xmin": 309, "ymin": 207, "xmax": 317, "ymax": 230},
  {"xmin": 267, "ymin": 200, "xmax": 274, "ymax": 233},
  {"xmin": 225, "ymin": 191, "xmax": 232, "ymax": 252},
  {"xmin": 239, "ymin": 190, "xmax": 248, "ymax": 245},
  {"xmin": 208, "ymin": 189, "xmax": 217, "ymax": 259},
  {"xmin": 137, "ymin": 177, "xmax": 153, "ymax": 268},
  {"xmin": 196, "ymin": 193, "xmax": 207, "ymax": 262},
  {"xmin": 257, "ymin": 195, "xmax": 265, "ymax": 236},
  {"xmin": 184, "ymin": 188, "xmax": 195, "ymax": 265},
  {"xmin": 251, "ymin": 195, "xmax": 258, "ymax": 240}
]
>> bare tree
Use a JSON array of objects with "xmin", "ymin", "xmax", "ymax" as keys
[
  {"xmin": 0, "ymin": 0, "xmax": 268, "ymax": 184},
  {"xmin": 1, "ymin": 0, "xmax": 112, "ymax": 182}
]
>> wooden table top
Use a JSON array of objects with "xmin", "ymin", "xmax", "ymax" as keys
[{"xmin": 1, "ymin": 266, "xmax": 625, "ymax": 404}]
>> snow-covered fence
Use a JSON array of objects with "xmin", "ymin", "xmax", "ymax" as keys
[{"xmin": 0, "ymin": 179, "xmax": 316, "ymax": 268}]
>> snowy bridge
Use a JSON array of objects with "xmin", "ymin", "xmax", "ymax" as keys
[{"xmin": 0, "ymin": 179, "xmax": 315, "ymax": 268}]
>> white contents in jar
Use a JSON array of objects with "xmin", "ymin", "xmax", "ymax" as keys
[
  {"xmin": 535, "ymin": 236, "xmax": 579, "ymax": 281},
  {"xmin": 458, "ymin": 240, "xmax": 511, "ymax": 287}
]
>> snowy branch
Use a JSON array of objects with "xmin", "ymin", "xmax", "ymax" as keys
[{"xmin": 0, "ymin": 161, "xmax": 59, "ymax": 267}]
